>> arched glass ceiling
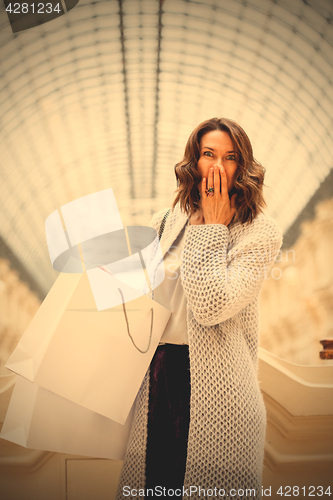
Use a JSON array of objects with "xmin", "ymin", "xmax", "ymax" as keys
[{"xmin": 0, "ymin": 0, "xmax": 332, "ymax": 294}]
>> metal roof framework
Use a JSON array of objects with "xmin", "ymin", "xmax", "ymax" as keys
[{"xmin": 0, "ymin": 0, "xmax": 332, "ymax": 293}]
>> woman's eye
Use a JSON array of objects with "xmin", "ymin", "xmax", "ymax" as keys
[
  {"xmin": 225, "ymin": 154, "xmax": 236, "ymax": 161},
  {"xmin": 203, "ymin": 151, "xmax": 213, "ymax": 157}
]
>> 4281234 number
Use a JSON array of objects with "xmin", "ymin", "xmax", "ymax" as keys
[
  {"xmin": 5, "ymin": 3, "xmax": 61, "ymax": 14},
  {"xmin": 277, "ymin": 486, "xmax": 331, "ymax": 496}
]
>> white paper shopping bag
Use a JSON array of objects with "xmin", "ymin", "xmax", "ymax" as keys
[
  {"xmin": 6, "ymin": 271, "xmax": 171, "ymax": 424},
  {"xmin": 4, "ymin": 272, "xmax": 81, "ymax": 381},
  {"xmin": 1, "ymin": 375, "xmax": 134, "ymax": 460}
]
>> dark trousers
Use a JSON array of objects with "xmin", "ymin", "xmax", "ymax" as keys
[{"xmin": 145, "ymin": 344, "xmax": 191, "ymax": 497}]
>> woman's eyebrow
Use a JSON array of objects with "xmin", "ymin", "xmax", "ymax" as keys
[{"xmin": 201, "ymin": 146, "xmax": 236, "ymax": 154}]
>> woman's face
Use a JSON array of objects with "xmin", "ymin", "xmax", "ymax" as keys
[{"xmin": 197, "ymin": 130, "xmax": 238, "ymax": 193}]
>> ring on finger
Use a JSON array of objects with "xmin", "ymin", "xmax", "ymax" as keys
[{"xmin": 205, "ymin": 187, "xmax": 214, "ymax": 196}]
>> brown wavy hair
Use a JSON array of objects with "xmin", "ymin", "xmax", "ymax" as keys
[{"xmin": 172, "ymin": 117, "xmax": 266, "ymax": 224}]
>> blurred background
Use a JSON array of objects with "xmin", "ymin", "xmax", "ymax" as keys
[
  {"xmin": 0, "ymin": 0, "xmax": 332, "ymax": 497},
  {"xmin": 0, "ymin": 0, "xmax": 332, "ymax": 365}
]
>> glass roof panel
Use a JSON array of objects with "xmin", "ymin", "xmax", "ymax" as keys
[{"xmin": 0, "ymin": 0, "xmax": 332, "ymax": 294}]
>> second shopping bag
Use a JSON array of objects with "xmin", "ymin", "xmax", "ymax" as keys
[{"xmin": 6, "ymin": 271, "xmax": 171, "ymax": 425}]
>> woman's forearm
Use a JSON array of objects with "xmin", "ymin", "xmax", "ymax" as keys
[{"xmin": 181, "ymin": 221, "xmax": 282, "ymax": 326}]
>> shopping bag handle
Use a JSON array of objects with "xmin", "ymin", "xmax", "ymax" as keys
[
  {"xmin": 158, "ymin": 208, "xmax": 171, "ymax": 240},
  {"xmin": 118, "ymin": 288, "xmax": 153, "ymax": 354}
]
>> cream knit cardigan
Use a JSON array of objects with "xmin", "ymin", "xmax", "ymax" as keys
[{"xmin": 116, "ymin": 203, "xmax": 283, "ymax": 499}]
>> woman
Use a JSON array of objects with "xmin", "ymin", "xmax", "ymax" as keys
[{"xmin": 116, "ymin": 118, "xmax": 282, "ymax": 499}]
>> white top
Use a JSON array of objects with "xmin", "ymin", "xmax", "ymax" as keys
[{"xmin": 153, "ymin": 223, "xmax": 189, "ymax": 345}]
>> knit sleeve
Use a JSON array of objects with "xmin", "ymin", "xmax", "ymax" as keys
[{"xmin": 180, "ymin": 218, "xmax": 283, "ymax": 326}]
